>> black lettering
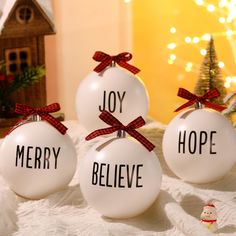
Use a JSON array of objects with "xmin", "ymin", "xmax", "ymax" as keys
[
  {"xmin": 114, "ymin": 164, "xmax": 118, "ymax": 187},
  {"xmin": 188, "ymin": 131, "xmax": 197, "ymax": 154},
  {"xmin": 15, "ymin": 145, "xmax": 24, "ymax": 167},
  {"xmin": 34, "ymin": 147, "xmax": 42, "ymax": 169},
  {"xmin": 117, "ymin": 91, "xmax": 126, "ymax": 113},
  {"xmin": 106, "ymin": 164, "xmax": 112, "ymax": 187},
  {"xmin": 26, "ymin": 146, "xmax": 33, "ymax": 168},
  {"xmin": 210, "ymin": 131, "xmax": 217, "ymax": 154},
  {"xmin": 43, "ymin": 147, "xmax": 50, "ymax": 169},
  {"xmin": 118, "ymin": 164, "xmax": 125, "ymax": 188},
  {"xmin": 127, "ymin": 165, "xmax": 135, "ymax": 188},
  {"xmin": 53, "ymin": 147, "xmax": 61, "ymax": 169},
  {"xmin": 178, "ymin": 131, "xmax": 186, "ymax": 153},
  {"xmin": 99, "ymin": 91, "xmax": 106, "ymax": 112},
  {"xmin": 92, "ymin": 162, "xmax": 99, "ymax": 185},
  {"xmin": 108, "ymin": 91, "xmax": 116, "ymax": 113},
  {"xmin": 99, "ymin": 163, "xmax": 106, "ymax": 186},
  {"xmin": 136, "ymin": 164, "xmax": 143, "ymax": 187},
  {"xmin": 199, "ymin": 131, "xmax": 207, "ymax": 154}
]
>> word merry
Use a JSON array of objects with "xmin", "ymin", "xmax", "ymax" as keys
[
  {"xmin": 92, "ymin": 162, "xmax": 143, "ymax": 188},
  {"xmin": 15, "ymin": 145, "xmax": 61, "ymax": 169},
  {"xmin": 99, "ymin": 91, "xmax": 126, "ymax": 113},
  {"xmin": 178, "ymin": 130, "xmax": 217, "ymax": 154}
]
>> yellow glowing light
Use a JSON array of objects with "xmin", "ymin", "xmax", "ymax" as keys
[
  {"xmin": 219, "ymin": 0, "xmax": 227, "ymax": 8},
  {"xmin": 192, "ymin": 37, "xmax": 200, "ymax": 43},
  {"xmin": 124, "ymin": 0, "xmax": 131, "ymax": 3},
  {"xmin": 167, "ymin": 43, "xmax": 177, "ymax": 50},
  {"xmin": 226, "ymin": 76, "xmax": 232, "ymax": 83},
  {"xmin": 200, "ymin": 49, "xmax": 207, "ymax": 56},
  {"xmin": 202, "ymin": 33, "xmax": 211, "ymax": 41},
  {"xmin": 195, "ymin": 0, "xmax": 204, "ymax": 6},
  {"xmin": 218, "ymin": 61, "xmax": 225, "ymax": 68},
  {"xmin": 233, "ymin": 77, "xmax": 236, "ymax": 83},
  {"xmin": 168, "ymin": 59, "xmax": 174, "ymax": 64},
  {"xmin": 219, "ymin": 17, "xmax": 226, "ymax": 23},
  {"xmin": 225, "ymin": 82, "xmax": 231, "ymax": 88},
  {"xmin": 185, "ymin": 36, "xmax": 191, "ymax": 43},
  {"xmin": 170, "ymin": 54, "xmax": 176, "ymax": 60},
  {"xmin": 207, "ymin": 4, "xmax": 215, "ymax": 12},
  {"xmin": 226, "ymin": 29, "xmax": 233, "ymax": 36},
  {"xmin": 186, "ymin": 62, "xmax": 193, "ymax": 67},
  {"xmin": 170, "ymin": 27, "xmax": 176, "ymax": 34}
]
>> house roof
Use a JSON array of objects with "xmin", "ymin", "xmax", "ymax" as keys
[{"xmin": 0, "ymin": 0, "xmax": 55, "ymax": 34}]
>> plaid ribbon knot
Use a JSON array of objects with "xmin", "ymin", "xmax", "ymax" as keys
[
  {"xmin": 175, "ymin": 88, "xmax": 226, "ymax": 112},
  {"xmin": 8, "ymin": 103, "xmax": 67, "ymax": 135},
  {"xmin": 85, "ymin": 111, "xmax": 155, "ymax": 151},
  {"xmin": 92, "ymin": 51, "xmax": 140, "ymax": 74}
]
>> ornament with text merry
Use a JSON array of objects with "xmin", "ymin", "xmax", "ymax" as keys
[
  {"xmin": 162, "ymin": 88, "xmax": 236, "ymax": 184},
  {"xmin": 0, "ymin": 103, "xmax": 77, "ymax": 199},
  {"xmin": 75, "ymin": 51, "xmax": 149, "ymax": 131},
  {"xmin": 79, "ymin": 111, "xmax": 162, "ymax": 219}
]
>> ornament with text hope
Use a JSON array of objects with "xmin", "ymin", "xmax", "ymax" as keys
[
  {"xmin": 75, "ymin": 51, "xmax": 149, "ymax": 131},
  {"xmin": 162, "ymin": 88, "xmax": 236, "ymax": 184},
  {"xmin": 79, "ymin": 111, "xmax": 162, "ymax": 219},
  {"xmin": 0, "ymin": 103, "xmax": 77, "ymax": 199}
]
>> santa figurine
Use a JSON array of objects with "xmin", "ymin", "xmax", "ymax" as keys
[{"xmin": 200, "ymin": 202, "xmax": 218, "ymax": 232}]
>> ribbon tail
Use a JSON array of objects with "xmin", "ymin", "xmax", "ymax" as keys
[
  {"xmin": 127, "ymin": 116, "xmax": 145, "ymax": 129},
  {"xmin": 175, "ymin": 100, "xmax": 195, "ymax": 112},
  {"xmin": 85, "ymin": 126, "xmax": 119, "ymax": 140},
  {"xmin": 203, "ymin": 101, "xmax": 226, "ymax": 112},
  {"xmin": 177, "ymin": 88, "xmax": 197, "ymax": 100},
  {"xmin": 127, "ymin": 129, "xmax": 155, "ymax": 151},
  {"xmin": 40, "ymin": 114, "xmax": 68, "ymax": 135},
  {"xmin": 117, "ymin": 61, "xmax": 140, "ymax": 74}
]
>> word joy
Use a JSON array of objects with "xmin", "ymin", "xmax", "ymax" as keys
[
  {"xmin": 178, "ymin": 130, "xmax": 217, "ymax": 154},
  {"xmin": 99, "ymin": 90, "xmax": 126, "ymax": 113},
  {"xmin": 92, "ymin": 162, "xmax": 143, "ymax": 188},
  {"xmin": 15, "ymin": 145, "xmax": 61, "ymax": 169}
]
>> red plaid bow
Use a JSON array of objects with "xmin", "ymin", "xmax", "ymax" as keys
[
  {"xmin": 8, "ymin": 103, "xmax": 67, "ymax": 135},
  {"xmin": 175, "ymin": 88, "xmax": 226, "ymax": 112},
  {"xmin": 86, "ymin": 111, "xmax": 155, "ymax": 151},
  {"xmin": 92, "ymin": 51, "xmax": 140, "ymax": 74}
]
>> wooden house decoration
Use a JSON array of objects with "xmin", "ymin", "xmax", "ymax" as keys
[{"xmin": 0, "ymin": 0, "xmax": 55, "ymax": 108}]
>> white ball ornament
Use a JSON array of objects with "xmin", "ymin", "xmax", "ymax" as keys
[
  {"xmin": 162, "ymin": 88, "xmax": 236, "ymax": 184},
  {"xmin": 76, "ymin": 51, "xmax": 149, "ymax": 131},
  {"xmin": 0, "ymin": 103, "xmax": 77, "ymax": 199},
  {"xmin": 79, "ymin": 111, "xmax": 162, "ymax": 219}
]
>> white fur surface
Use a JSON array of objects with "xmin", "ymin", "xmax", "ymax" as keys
[{"xmin": 0, "ymin": 120, "xmax": 235, "ymax": 236}]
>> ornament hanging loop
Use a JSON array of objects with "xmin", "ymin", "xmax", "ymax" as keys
[
  {"xmin": 117, "ymin": 129, "xmax": 126, "ymax": 138},
  {"xmin": 195, "ymin": 101, "xmax": 203, "ymax": 109}
]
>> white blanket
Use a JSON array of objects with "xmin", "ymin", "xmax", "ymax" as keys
[{"xmin": 0, "ymin": 120, "xmax": 236, "ymax": 236}]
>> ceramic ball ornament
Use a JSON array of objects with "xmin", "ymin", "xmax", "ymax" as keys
[
  {"xmin": 162, "ymin": 88, "xmax": 236, "ymax": 184},
  {"xmin": 0, "ymin": 103, "xmax": 77, "ymax": 199},
  {"xmin": 76, "ymin": 51, "xmax": 149, "ymax": 131},
  {"xmin": 79, "ymin": 111, "xmax": 162, "ymax": 219}
]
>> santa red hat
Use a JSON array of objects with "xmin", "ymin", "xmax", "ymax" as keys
[{"xmin": 205, "ymin": 203, "xmax": 215, "ymax": 208}]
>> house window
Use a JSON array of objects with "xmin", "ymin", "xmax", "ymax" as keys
[
  {"xmin": 5, "ymin": 48, "xmax": 31, "ymax": 74},
  {"xmin": 16, "ymin": 5, "xmax": 34, "ymax": 24}
]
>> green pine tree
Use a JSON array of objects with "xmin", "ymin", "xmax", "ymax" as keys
[{"xmin": 194, "ymin": 37, "xmax": 226, "ymax": 104}]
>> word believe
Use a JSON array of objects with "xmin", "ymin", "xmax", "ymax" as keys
[
  {"xmin": 99, "ymin": 91, "xmax": 126, "ymax": 113},
  {"xmin": 92, "ymin": 162, "xmax": 143, "ymax": 188},
  {"xmin": 15, "ymin": 145, "xmax": 61, "ymax": 169},
  {"xmin": 178, "ymin": 130, "xmax": 217, "ymax": 154}
]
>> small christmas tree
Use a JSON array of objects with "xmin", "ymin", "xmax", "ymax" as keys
[{"xmin": 194, "ymin": 37, "xmax": 227, "ymax": 104}]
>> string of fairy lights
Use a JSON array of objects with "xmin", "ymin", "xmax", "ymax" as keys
[{"xmin": 167, "ymin": 0, "xmax": 236, "ymax": 89}]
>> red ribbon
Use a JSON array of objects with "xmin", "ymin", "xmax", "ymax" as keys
[
  {"xmin": 85, "ymin": 111, "xmax": 155, "ymax": 151},
  {"xmin": 93, "ymin": 51, "xmax": 140, "ymax": 74},
  {"xmin": 8, "ymin": 103, "xmax": 67, "ymax": 135},
  {"xmin": 175, "ymin": 88, "xmax": 226, "ymax": 112}
]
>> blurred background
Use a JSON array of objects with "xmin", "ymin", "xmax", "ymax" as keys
[{"xmin": 46, "ymin": 0, "xmax": 236, "ymax": 124}]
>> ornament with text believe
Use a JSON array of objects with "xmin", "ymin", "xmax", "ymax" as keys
[
  {"xmin": 79, "ymin": 111, "xmax": 162, "ymax": 219},
  {"xmin": 75, "ymin": 51, "xmax": 149, "ymax": 131},
  {"xmin": 0, "ymin": 103, "xmax": 77, "ymax": 199},
  {"xmin": 162, "ymin": 88, "xmax": 236, "ymax": 184}
]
